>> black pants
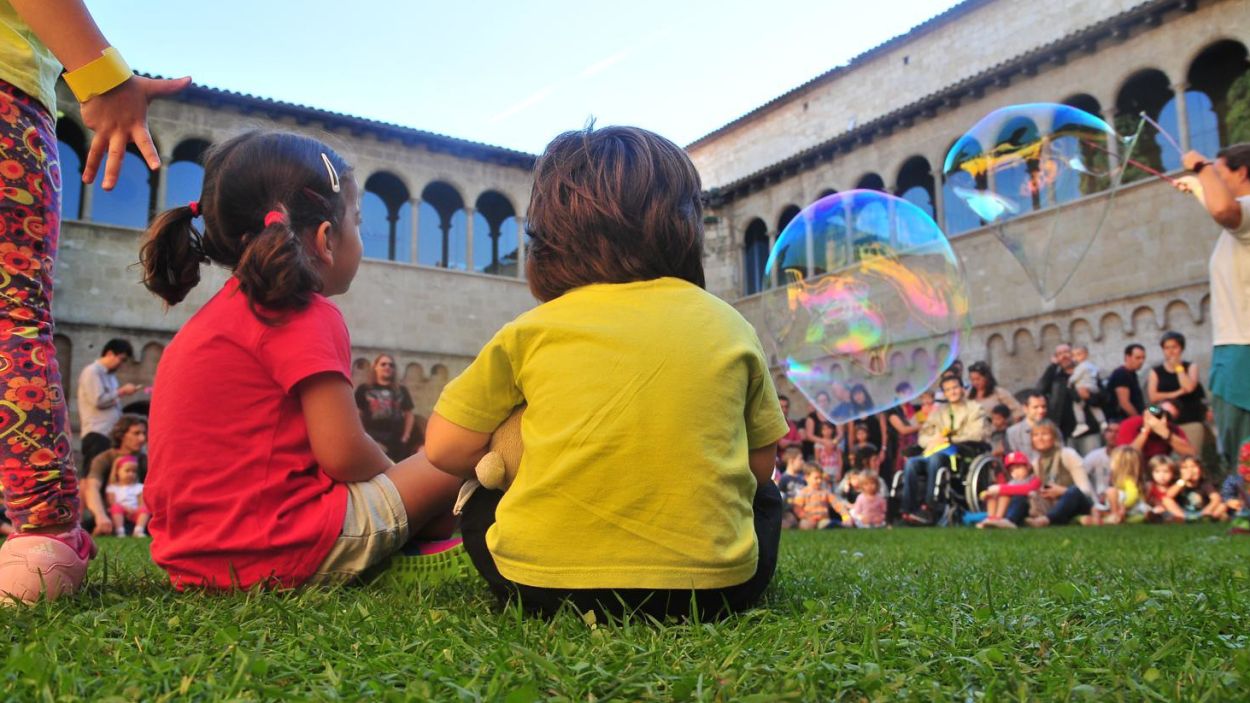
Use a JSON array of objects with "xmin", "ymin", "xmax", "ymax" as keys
[
  {"xmin": 460, "ymin": 481, "xmax": 783, "ymax": 620},
  {"xmin": 80, "ymin": 433, "xmax": 111, "ymax": 479}
]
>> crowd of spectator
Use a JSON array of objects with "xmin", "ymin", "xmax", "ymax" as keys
[{"xmin": 774, "ymin": 332, "xmax": 1250, "ymax": 533}]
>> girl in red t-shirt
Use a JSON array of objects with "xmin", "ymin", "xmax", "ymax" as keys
[{"xmin": 138, "ymin": 132, "xmax": 463, "ymax": 589}]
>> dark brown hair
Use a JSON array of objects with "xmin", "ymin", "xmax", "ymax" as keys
[
  {"xmin": 1218, "ymin": 143, "xmax": 1250, "ymax": 174},
  {"xmin": 525, "ymin": 124, "xmax": 705, "ymax": 302},
  {"xmin": 140, "ymin": 131, "xmax": 353, "ymax": 319},
  {"xmin": 109, "ymin": 414, "xmax": 147, "ymax": 449}
]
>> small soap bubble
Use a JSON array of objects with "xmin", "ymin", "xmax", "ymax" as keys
[{"xmin": 761, "ymin": 190, "xmax": 970, "ymax": 425}]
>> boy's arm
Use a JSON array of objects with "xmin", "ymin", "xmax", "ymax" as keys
[
  {"xmin": 426, "ymin": 412, "xmax": 491, "ymax": 480},
  {"xmin": 749, "ymin": 443, "xmax": 779, "ymax": 486}
]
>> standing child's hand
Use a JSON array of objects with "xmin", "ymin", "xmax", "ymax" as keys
[{"xmin": 80, "ymin": 75, "xmax": 191, "ymax": 189}]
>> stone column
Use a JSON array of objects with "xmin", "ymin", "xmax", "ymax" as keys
[
  {"xmin": 79, "ymin": 173, "xmax": 94, "ymax": 221},
  {"xmin": 409, "ymin": 198, "xmax": 421, "ymax": 265},
  {"xmin": 803, "ymin": 215, "xmax": 814, "ymax": 278},
  {"xmin": 1171, "ymin": 82, "xmax": 1191, "ymax": 153},
  {"xmin": 153, "ymin": 162, "xmax": 169, "ymax": 218},
  {"xmin": 767, "ymin": 228, "xmax": 778, "ymax": 289},
  {"xmin": 931, "ymin": 171, "xmax": 945, "ymax": 234},
  {"xmin": 1102, "ymin": 109, "xmax": 1121, "ymax": 172},
  {"xmin": 464, "ymin": 206, "xmax": 475, "ymax": 272},
  {"xmin": 517, "ymin": 216, "xmax": 527, "ymax": 280}
]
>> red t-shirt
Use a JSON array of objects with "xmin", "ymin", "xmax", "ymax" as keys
[
  {"xmin": 147, "ymin": 278, "xmax": 350, "ymax": 589},
  {"xmin": 1114, "ymin": 416, "xmax": 1188, "ymax": 461}
]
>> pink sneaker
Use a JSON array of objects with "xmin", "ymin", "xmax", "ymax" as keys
[{"xmin": 0, "ymin": 527, "xmax": 95, "ymax": 604}]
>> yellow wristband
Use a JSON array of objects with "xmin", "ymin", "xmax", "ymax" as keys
[{"xmin": 63, "ymin": 47, "xmax": 132, "ymax": 103}]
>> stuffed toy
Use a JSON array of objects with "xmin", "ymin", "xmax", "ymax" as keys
[{"xmin": 453, "ymin": 405, "xmax": 524, "ymax": 514}]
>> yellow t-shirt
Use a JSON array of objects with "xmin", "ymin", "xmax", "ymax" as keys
[
  {"xmin": 435, "ymin": 277, "xmax": 788, "ymax": 590},
  {"xmin": 0, "ymin": 2, "xmax": 61, "ymax": 112}
]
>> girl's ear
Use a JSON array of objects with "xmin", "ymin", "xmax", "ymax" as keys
[{"xmin": 313, "ymin": 221, "xmax": 335, "ymax": 266}]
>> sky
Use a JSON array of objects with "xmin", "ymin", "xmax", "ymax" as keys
[{"xmin": 85, "ymin": 0, "xmax": 967, "ymax": 155}]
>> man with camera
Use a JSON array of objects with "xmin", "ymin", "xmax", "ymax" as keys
[{"xmin": 1114, "ymin": 401, "xmax": 1196, "ymax": 462}]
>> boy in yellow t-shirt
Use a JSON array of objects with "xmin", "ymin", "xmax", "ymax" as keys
[{"xmin": 426, "ymin": 125, "xmax": 788, "ymax": 620}]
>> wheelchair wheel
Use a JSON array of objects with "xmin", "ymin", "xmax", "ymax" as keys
[{"xmin": 965, "ymin": 454, "xmax": 1004, "ymax": 512}]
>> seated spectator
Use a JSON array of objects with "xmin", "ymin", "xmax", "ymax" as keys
[
  {"xmin": 1107, "ymin": 344, "xmax": 1147, "ymax": 421},
  {"xmin": 1168, "ymin": 456, "xmax": 1226, "ymax": 522},
  {"xmin": 978, "ymin": 451, "xmax": 1041, "ymax": 529},
  {"xmin": 849, "ymin": 472, "xmax": 887, "ymax": 528},
  {"xmin": 1145, "ymin": 455, "xmax": 1184, "ymax": 523},
  {"xmin": 776, "ymin": 448, "xmax": 806, "ymax": 529},
  {"xmin": 899, "ymin": 374, "xmax": 990, "ymax": 525},
  {"xmin": 885, "ymin": 383, "xmax": 921, "ymax": 481},
  {"xmin": 1081, "ymin": 421, "xmax": 1122, "ymax": 498},
  {"xmin": 913, "ymin": 390, "xmax": 937, "ymax": 426},
  {"xmin": 1115, "ymin": 401, "xmax": 1196, "ymax": 461},
  {"xmin": 1007, "ymin": 391, "xmax": 1065, "ymax": 462},
  {"xmin": 1083, "ymin": 446, "xmax": 1146, "ymax": 526},
  {"xmin": 802, "ymin": 391, "xmax": 833, "ymax": 460},
  {"xmin": 81, "ymin": 414, "xmax": 148, "ymax": 536},
  {"xmin": 1068, "ymin": 345, "xmax": 1104, "ymax": 454},
  {"xmin": 776, "ymin": 395, "xmax": 804, "ymax": 457},
  {"xmin": 1038, "ymin": 343, "xmax": 1077, "ymax": 439},
  {"xmin": 1011, "ymin": 421, "xmax": 1095, "ymax": 527},
  {"xmin": 1146, "ymin": 332, "xmax": 1207, "ymax": 455},
  {"xmin": 105, "ymin": 455, "xmax": 150, "ymax": 538},
  {"xmin": 968, "ymin": 361, "xmax": 1023, "ymax": 422},
  {"xmin": 1221, "ymin": 440, "xmax": 1250, "ymax": 520},
  {"xmin": 795, "ymin": 465, "xmax": 846, "ymax": 530},
  {"xmin": 988, "ymin": 404, "xmax": 1012, "ymax": 458}
]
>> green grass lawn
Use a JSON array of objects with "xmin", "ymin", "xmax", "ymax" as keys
[{"xmin": 3, "ymin": 525, "xmax": 1247, "ymax": 701}]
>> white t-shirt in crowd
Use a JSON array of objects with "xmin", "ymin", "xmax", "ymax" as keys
[
  {"xmin": 106, "ymin": 483, "xmax": 144, "ymax": 511},
  {"xmin": 1209, "ymin": 195, "xmax": 1250, "ymax": 346}
]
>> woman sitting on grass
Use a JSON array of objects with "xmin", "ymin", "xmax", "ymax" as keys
[
  {"xmin": 425, "ymin": 125, "xmax": 787, "ymax": 620},
  {"xmin": 140, "ymin": 132, "xmax": 461, "ymax": 590}
]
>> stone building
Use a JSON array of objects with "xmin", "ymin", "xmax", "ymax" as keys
[{"xmin": 51, "ymin": 0, "xmax": 1249, "ymax": 428}]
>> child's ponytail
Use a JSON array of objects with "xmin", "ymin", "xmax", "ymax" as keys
[
  {"xmin": 234, "ymin": 209, "xmax": 322, "ymax": 314},
  {"xmin": 140, "ymin": 204, "xmax": 207, "ymax": 305}
]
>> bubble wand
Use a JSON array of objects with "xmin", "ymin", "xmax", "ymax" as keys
[
  {"xmin": 1139, "ymin": 111, "xmax": 1184, "ymax": 157},
  {"xmin": 1079, "ymin": 140, "xmax": 1182, "ymax": 185}
]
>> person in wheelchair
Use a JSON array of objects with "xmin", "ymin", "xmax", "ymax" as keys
[{"xmin": 899, "ymin": 374, "xmax": 991, "ymax": 525}]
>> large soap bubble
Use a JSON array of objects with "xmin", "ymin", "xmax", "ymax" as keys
[
  {"xmin": 760, "ymin": 190, "xmax": 970, "ymax": 425},
  {"xmin": 943, "ymin": 103, "xmax": 1133, "ymax": 301}
]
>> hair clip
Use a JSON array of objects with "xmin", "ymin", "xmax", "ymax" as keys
[
  {"xmin": 264, "ymin": 210, "xmax": 288, "ymax": 227},
  {"xmin": 188, "ymin": 200, "xmax": 201, "ymax": 217},
  {"xmin": 320, "ymin": 153, "xmax": 341, "ymax": 193}
]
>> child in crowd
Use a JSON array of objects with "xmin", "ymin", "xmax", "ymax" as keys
[
  {"xmin": 777, "ymin": 448, "xmax": 807, "ymax": 529},
  {"xmin": 424, "ymin": 125, "xmax": 787, "ymax": 620},
  {"xmin": 814, "ymin": 421, "xmax": 843, "ymax": 482},
  {"xmin": 978, "ymin": 451, "xmax": 1042, "ymax": 529},
  {"xmin": 1084, "ymin": 446, "xmax": 1145, "ymax": 525},
  {"xmin": 105, "ymin": 455, "xmax": 149, "ymax": 538},
  {"xmin": 1145, "ymin": 456, "xmax": 1184, "ymax": 522},
  {"xmin": 914, "ymin": 391, "xmax": 937, "ymax": 426},
  {"xmin": 796, "ymin": 466, "xmax": 846, "ymax": 529},
  {"xmin": 849, "ymin": 472, "xmax": 887, "ymax": 528},
  {"xmin": 1168, "ymin": 456, "xmax": 1225, "ymax": 521},
  {"xmin": 1068, "ymin": 345, "xmax": 1102, "ymax": 438},
  {"xmin": 139, "ymin": 132, "xmax": 462, "ymax": 590},
  {"xmin": 989, "ymin": 404, "xmax": 1012, "ymax": 458},
  {"xmin": 1221, "ymin": 441, "xmax": 1250, "ymax": 533}
]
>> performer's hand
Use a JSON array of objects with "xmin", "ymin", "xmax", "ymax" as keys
[{"xmin": 1180, "ymin": 150, "xmax": 1208, "ymax": 173}]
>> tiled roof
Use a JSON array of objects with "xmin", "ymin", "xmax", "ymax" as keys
[{"xmin": 145, "ymin": 73, "xmax": 537, "ymax": 169}]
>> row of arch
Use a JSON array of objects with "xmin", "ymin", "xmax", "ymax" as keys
[
  {"xmin": 55, "ymin": 123, "xmax": 526, "ymax": 278},
  {"xmin": 741, "ymin": 39, "xmax": 1249, "ymax": 295}
]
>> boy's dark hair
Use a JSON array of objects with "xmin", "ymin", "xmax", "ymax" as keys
[
  {"xmin": 1124, "ymin": 343, "xmax": 1145, "ymax": 357},
  {"xmin": 101, "ymin": 338, "xmax": 134, "ymax": 359},
  {"xmin": 854, "ymin": 444, "xmax": 879, "ymax": 464},
  {"xmin": 140, "ymin": 131, "xmax": 353, "ymax": 319},
  {"xmin": 525, "ymin": 124, "xmax": 705, "ymax": 302},
  {"xmin": 1026, "ymin": 389, "xmax": 1048, "ymax": 404},
  {"xmin": 1218, "ymin": 143, "xmax": 1250, "ymax": 175},
  {"xmin": 109, "ymin": 414, "xmax": 147, "ymax": 448},
  {"xmin": 991, "ymin": 403, "xmax": 1012, "ymax": 419}
]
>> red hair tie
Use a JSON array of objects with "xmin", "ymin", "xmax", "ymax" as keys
[
  {"xmin": 187, "ymin": 200, "xmax": 200, "ymax": 217},
  {"xmin": 263, "ymin": 210, "xmax": 288, "ymax": 228}
]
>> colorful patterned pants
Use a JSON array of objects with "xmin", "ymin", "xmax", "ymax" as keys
[{"xmin": 0, "ymin": 80, "xmax": 78, "ymax": 532}]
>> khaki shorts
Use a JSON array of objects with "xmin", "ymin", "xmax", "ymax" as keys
[{"xmin": 307, "ymin": 473, "xmax": 409, "ymax": 586}]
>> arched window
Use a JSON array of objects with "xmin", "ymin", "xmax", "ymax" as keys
[
  {"xmin": 854, "ymin": 173, "xmax": 885, "ymax": 192},
  {"xmin": 743, "ymin": 218, "xmax": 769, "ymax": 296},
  {"xmin": 417, "ymin": 181, "xmax": 465, "ymax": 269},
  {"xmin": 1115, "ymin": 69, "xmax": 1173, "ymax": 183},
  {"xmin": 55, "ymin": 120, "xmax": 87, "ymax": 220},
  {"xmin": 1186, "ymin": 40, "xmax": 1250, "ymax": 152},
  {"xmin": 895, "ymin": 156, "xmax": 935, "ymax": 219},
  {"xmin": 474, "ymin": 190, "xmax": 518, "ymax": 276},
  {"xmin": 165, "ymin": 139, "xmax": 208, "ymax": 228},
  {"xmin": 362, "ymin": 172, "xmax": 412, "ymax": 262},
  {"xmin": 1057, "ymin": 94, "xmax": 1106, "ymax": 200},
  {"xmin": 91, "ymin": 147, "xmax": 153, "ymax": 229}
]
